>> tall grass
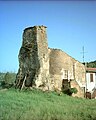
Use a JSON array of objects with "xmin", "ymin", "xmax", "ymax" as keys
[{"xmin": 0, "ymin": 88, "xmax": 96, "ymax": 120}]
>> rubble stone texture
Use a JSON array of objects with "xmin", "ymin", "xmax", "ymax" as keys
[
  {"xmin": 49, "ymin": 48, "xmax": 86, "ymax": 97},
  {"xmin": 16, "ymin": 26, "xmax": 49, "ymax": 90},
  {"xmin": 16, "ymin": 25, "xmax": 86, "ymax": 97}
]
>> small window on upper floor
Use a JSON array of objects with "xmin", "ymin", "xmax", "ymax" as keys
[{"xmin": 90, "ymin": 73, "xmax": 93, "ymax": 82}]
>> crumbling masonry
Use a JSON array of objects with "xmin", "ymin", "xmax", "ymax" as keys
[{"xmin": 15, "ymin": 25, "xmax": 86, "ymax": 97}]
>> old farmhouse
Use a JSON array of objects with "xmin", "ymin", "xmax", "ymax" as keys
[{"xmin": 86, "ymin": 68, "xmax": 96, "ymax": 99}]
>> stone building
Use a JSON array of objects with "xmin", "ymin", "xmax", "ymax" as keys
[
  {"xmin": 49, "ymin": 48, "xmax": 86, "ymax": 97},
  {"xmin": 15, "ymin": 25, "xmax": 86, "ymax": 97}
]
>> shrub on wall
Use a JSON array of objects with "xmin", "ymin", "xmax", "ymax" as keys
[
  {"xmin": 70, "ymin": 88, "xmax": 78, "ymax": 94},
  {"xmin": 62, "ymin": 87, "xmax": 78, "ymax": 96}
]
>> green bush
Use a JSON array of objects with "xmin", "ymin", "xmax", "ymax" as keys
[
  {"xmin": 70, "ymin": 87, "xmax": 78, "ymax": 94},
  {"xmin": 62, "ymin": 87, "xmax": 78, "ymax": 96},
  {"xmin": 1, "ymin": 81, "xmax": 5, "ymax": 86},
  {"xmin": 4, "ymin": 72, "xmax": 12, "ymax": 85},
  {"xmin": 86, "ymin": 60, "xmax": 96, "ymax": 68},
  {"xmin": 1, "ymin": 72, "xmax": 16, "ymax": 88}
]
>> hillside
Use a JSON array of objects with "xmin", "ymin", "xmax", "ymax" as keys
[
  {"xmin": 0, "ymin": 88, "xmax": 96, "ymax": 120},
  {"xmin": 0, "ymin": 72, "xmax": 6, "ymax": 82},
  {"xmin": 87, "ymin": 60, "xmax": 96, "ymax": 68},
  {"xmin": 0, "ymin": 72, "xmax": 16, "ymax": 89}
]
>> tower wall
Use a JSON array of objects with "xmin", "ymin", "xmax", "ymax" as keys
[{"xmin": 15, "ymin": 26, "xmax": 49, "ymax": 90}]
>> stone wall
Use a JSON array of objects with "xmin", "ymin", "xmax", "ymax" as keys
[
  {"xmin": 16, "ymin": 25, "xmax": 86, "ymax": 97},
  {"xmin": 71, "ymin": 80, "xmax": 85, "ymax": 98},
  {"xmin": 49, "ymin": 48, "xmax": 86, "ymax": 97},
  {"xmin": 15, "ymin": 26, "xmax": 49, "ymax": 90}
]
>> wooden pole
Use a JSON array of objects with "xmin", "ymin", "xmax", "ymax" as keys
[{"xmin": 21, "ymin": 76, "xmax": 26, "ymax": 90}]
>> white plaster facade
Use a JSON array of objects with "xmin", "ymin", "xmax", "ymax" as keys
[{"xmin": 86, "ymin": 68, "xmax": 96, "ymax": 92}]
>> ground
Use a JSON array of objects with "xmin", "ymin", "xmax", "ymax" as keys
[{"xmin": 0, "ymin": 88, "xmax": 96, "ymax": 120}]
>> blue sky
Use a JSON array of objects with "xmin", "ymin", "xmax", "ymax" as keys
[{"xmin": 0, "ymin": 1, "xmax": 96, "ymax": 72}]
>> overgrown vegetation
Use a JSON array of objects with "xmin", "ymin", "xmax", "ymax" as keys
[
  {"xmin": 83, "ymin": 60, "xmax": 96, "ymax": 68},
  {"xmin": 62, "ymin": 87, "xmax": 78, "ymax": 96},
  {"xmin": 0, "ymin": 72, "xmax": 16, "ymax": 89},
  {"xmin": 0, "ymin": 72, "xmax": 6, "ymax": 82},
  {"xmin": 0, "ymin": 88, "xmax": 96, "ymax": 120}
]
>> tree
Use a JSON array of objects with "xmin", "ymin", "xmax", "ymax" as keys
[
  {"xmin": 3, "ymin": 72, "xmax": 15, "ymax": 88},
  {"xmin": 4, "ymin": 72, "xmax": 12, "ymax": 85}
]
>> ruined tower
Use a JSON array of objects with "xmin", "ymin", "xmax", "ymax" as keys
[
  {"xmin": 15, "ymin": 26, "xmax": 49, "ymax": 90},
  {"xmin": 15, "ymin": 25, "xmax": 86, "ymax": 97}
]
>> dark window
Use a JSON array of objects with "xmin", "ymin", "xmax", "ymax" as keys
[{"xmin": 90, "ymin": 74, "xmax": 93, "ymax": 82}]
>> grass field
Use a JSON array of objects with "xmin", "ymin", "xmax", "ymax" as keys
[{"xmin": 0, "ymin": 88, "xmax": 96, "ymax": 120}]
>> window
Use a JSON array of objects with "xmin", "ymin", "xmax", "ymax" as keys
[
  {"xmin": 90, "ymin": 74, "xmax": 93, "ymax": 82},
  {"xmin": 64, "ymin": 70, "xmax": 68, "ymax": 79}
]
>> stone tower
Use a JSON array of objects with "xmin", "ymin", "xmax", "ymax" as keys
[{"xmin": 15, "ymin": 26, "xmax": 49, "ymax": 90}]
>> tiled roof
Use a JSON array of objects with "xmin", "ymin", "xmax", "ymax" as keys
[{"xmin": 86, "ymin": 68, "xmax": 96, "ymax": 72}]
